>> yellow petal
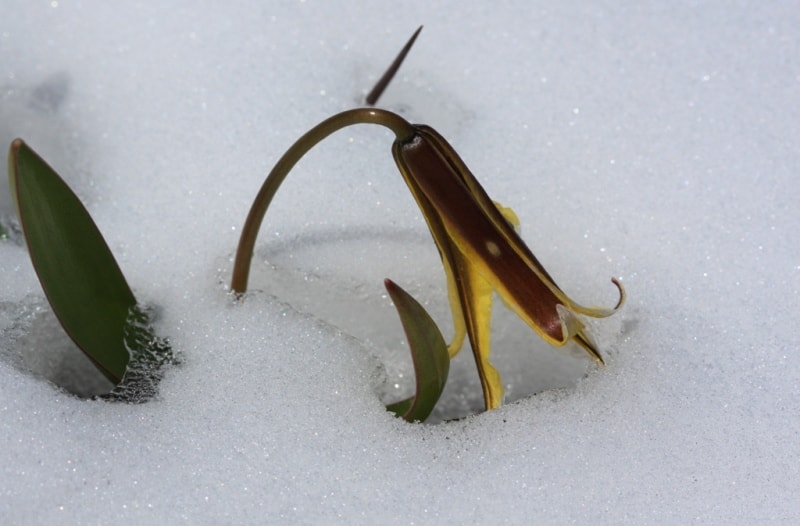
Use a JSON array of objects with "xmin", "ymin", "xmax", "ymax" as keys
[
  {"xmin": 492, "ymin": 200, "xmax": 520, "ymax": 231},
  {"xmin": 453, "ymin": 250, "xmax": 504, "ymax": 409},
  {"xmin": 443, "ymin": 256, "xmax": 467, "ymax": 358}
]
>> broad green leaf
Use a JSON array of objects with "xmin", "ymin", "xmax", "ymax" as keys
[
  {"xmin": 8, "ymin": 139, "xmax": 135, "ymax": 383},
  {"xmin": 384, "ymin": 279, "xmax": 450, "ymax": 423}
]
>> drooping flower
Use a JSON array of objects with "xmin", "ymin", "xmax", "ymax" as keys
[
  {"xmin": 231, "ymin": 108, "xmax": 624, "ymax": 411},
  {"xmin": 390, "ymin": 123, "xmax": 625, "ymax": 409}
]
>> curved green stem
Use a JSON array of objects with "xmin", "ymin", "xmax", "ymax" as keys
[{"xmin": 231, "ymin": 108, "xmax": 416, "ymax": 293}]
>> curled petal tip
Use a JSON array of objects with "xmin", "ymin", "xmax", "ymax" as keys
[
  {"xmin": 563, "ymin": 277, "xmax": 626, "ymax": 320},
  {"xmin": 611, "ymin": 277, "xmax": 626, "ymax": 311}
]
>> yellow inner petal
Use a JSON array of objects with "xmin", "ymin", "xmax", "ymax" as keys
[{"xmin": 453, "ymin": 251, "xmax": 504, "ymax": 409}]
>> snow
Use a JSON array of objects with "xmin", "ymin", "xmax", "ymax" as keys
[{"xmin": 2, "ymin": 1, "xmax": 799, "ymax": 523}]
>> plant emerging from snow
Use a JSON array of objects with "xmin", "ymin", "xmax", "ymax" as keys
[
  {"xmin": 230, "ymin": 27, "xmax": 624, "ymax": 419},
  {"xmin": 5, "ymin": 26, "xmax": 624, "ymax": 422},
  {"xmin": 230, "ymin": 107, "xmax": 625, "ymax": 417}
]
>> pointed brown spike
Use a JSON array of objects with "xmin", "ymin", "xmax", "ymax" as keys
[
  {"xmin": 365, "ymin": 25, "xmax": 423, "ymax": 106},
  {"xmin": 574, "ymin": 333, "xmax": 605, "ymax": 365}
]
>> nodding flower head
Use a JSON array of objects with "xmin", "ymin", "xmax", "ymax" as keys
[
  {"xmin": 391, "ymin": 124, "xmax": 625, "ymax": 409},
  {"xmin": 232, "ymin": 108, "xmax": 625, "ymax": 412}
]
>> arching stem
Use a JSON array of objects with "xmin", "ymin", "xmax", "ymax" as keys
[{"xmin": 231, "ymin": 108, "xmax": 416, "ymax": 293}]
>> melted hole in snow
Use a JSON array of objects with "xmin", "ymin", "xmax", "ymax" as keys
[
  {"xmin": 0, "ymin": 297, "xmax": 114, "ymax": 398},
  {"xmin": 0, "ymin": 297, "xmax": 175, "ymax": 402},
  {"xmin": 244, "ymin": 226, "xmax": 595, "ymax": 423}
]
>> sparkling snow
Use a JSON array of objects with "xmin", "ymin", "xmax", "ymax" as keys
[{"xmin": 1, "ymin": 1, "xmax": 798, "ymax": 523}]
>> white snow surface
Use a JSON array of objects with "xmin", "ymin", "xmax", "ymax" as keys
[{"xmin": 2, "ymin": 1, "xmax": 799, "ymax": 523}]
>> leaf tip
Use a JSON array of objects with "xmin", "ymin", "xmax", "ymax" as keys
[
  {"xmin": 9, "ymin": 138, "xmax": 24, "ymax": 159},
  {"xmin": 365, "ymin": 25, "xmax": 424, "ymax": 106}
]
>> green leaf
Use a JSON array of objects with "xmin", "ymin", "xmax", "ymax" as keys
[
  {"xmin": 8, "ymin": 139, "xmax": 136, "ymax": 383},
  {"xmin": 384, "ymin": 279, "xmax": 450, "ymax": 423}
]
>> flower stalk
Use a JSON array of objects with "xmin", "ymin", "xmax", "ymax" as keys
[{"xmin": 230, "ymin": 109, "xmax": 414, "ymax": 293}]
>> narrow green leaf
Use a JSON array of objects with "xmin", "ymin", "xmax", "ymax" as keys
[
  {"xmin": 384, "ymin": 279, "xmax": 450, "ymax": 422},
  {"xmin": 8, "ymin": 139, "xmax": 135, "ymax": 383}
]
